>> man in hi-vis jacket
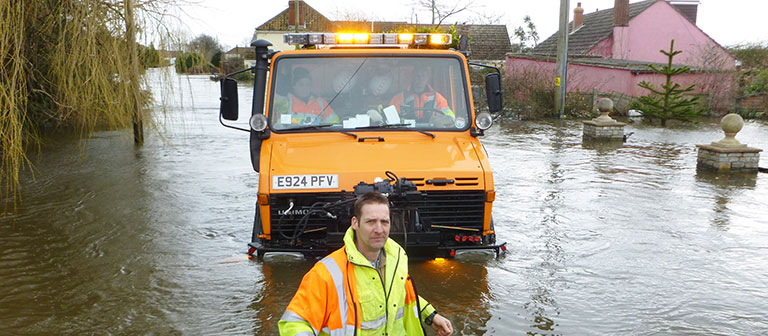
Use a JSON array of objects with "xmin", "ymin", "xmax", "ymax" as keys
[{"xmin": 279, "ymin": 191, "xmax": 453, "ymax": 335}]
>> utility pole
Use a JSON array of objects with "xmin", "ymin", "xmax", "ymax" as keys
[
  {"xmin": 295, "ymin": 0, "xmax": 300, "ymax": 33},
  {"xmin": 554, "ymin": 0, "xmax": 570, "ymax": 118}
]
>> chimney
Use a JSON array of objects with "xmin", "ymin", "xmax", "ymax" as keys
[
  {"xmin": 288, "ymin": 0, "xmax": 305, "ymax": 27},
  {"xmin": 573, "ymin": 2, "xmax": 584, "ymax": 30},
  {"xmin": 613, "ymin": 0, "xmax": 629, "ymax": 27},
  {"xmin": 665, "ymin": 0, "xmax": 700, "ymax": 24},
  {"xmin": 612, "ymin": 0, "xmax": 630, "ymax": 59}
]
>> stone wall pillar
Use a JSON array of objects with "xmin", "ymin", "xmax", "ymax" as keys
[
  {"xmin": 696, "ymin": 114, "xmax": 762, "ymax": 171},
  {"xmin": 582, "ymin": 98, "xmax": 626, "ymax": 140}
]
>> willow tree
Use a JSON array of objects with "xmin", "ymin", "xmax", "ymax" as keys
[{"xmin": 0, "ymin": 0, "xmax": 178, "ymax": 206}]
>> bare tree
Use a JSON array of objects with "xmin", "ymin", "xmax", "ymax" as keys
[
  {"xmin": 188, "ymin": 34, "xmax": 222, "ymax": 63},
  {"xmin": 415, "ymin": 0, "xmax": 474, "ymax": 27}
]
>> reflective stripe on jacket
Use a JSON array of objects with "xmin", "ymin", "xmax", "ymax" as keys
[{"xmin": 278, "ymin": 226, "xmax": 435, "ymax": 335}]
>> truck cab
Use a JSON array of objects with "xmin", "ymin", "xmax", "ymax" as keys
[{"xmin": 219, "ymin": 32, "xmax": 506, "ymax": 260}]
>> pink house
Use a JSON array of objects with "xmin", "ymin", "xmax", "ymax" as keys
[{"xmin": 506, "ymin": 0, "xmax": 738, "ymax": 111}]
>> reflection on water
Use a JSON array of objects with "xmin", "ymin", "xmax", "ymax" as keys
[
  {"xmin": 2, "ymin": 68, "xmax": 767, "ymax": 334},
  {"xmin": 695, "ymin": 169, "xmax": 759, "ymax": 230}
]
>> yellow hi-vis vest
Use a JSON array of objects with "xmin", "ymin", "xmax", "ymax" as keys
[{"xmin": 279, "ymin": 226, "xmax": 436, "ymax": 335}]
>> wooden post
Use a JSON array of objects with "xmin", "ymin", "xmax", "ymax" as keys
[
  {"xmin": 592, "ymin": 88, "xmax": 598, "ymax": 116},
  {"xmin": 126, "ymin": 0, "xmax": 143, "ymax": 145}
]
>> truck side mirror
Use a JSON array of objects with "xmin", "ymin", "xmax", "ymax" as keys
[
  {"xmin": 220, "ymin": 77, "xmax": 239, "ymax": 121},
  {"xmin": 485, "ymin": 73, "xmax": 503, "ymax": 113}
]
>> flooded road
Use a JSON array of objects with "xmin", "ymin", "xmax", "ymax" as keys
[{"xmin": 2, "ymin": 68, "xmax": 767, "ymax": 335}]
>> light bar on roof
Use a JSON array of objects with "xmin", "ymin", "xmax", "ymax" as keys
[
  {"xmin": 282, "ymin": 32, "xmax": 452, "ymax": 47},
  {"xmin": 383, "ymin": 34, "xmax": 397, "ymax": 44},
  {"xmin": 369, "ymin": 33, "xmax": 384, "ymax": 44},
  {"xmin": 398, "ymin": 33, "xmax": 413, "ymax": 44},
  {"xmin": 414, "ymin": 34, "xmax": 429, "ymax": 45},
  {"xmin": 307, "ymin": 33, "xmax": 323, "ymax": 44},
  {"xmin": 430, "ymin": 33, "xmax": 452, "ymax": 45},
  {"xmin": 323, "ymin": 33, "xmax": 336, "ymax": 44},
  {"xmin": 283, "ymin": 33, "xmax": 308, "ymax": 45},
  {"xmin": 337, "ymin": 33, "xmax": 354, "ymax": 44},
  {"xmin": 353, "ymin": 33, "xmax": 369, "ymax": 43}
]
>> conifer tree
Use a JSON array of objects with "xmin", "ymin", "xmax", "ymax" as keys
[{"xmin": 631, "ymin": 40, "xmax": 702, "ymax": 126}]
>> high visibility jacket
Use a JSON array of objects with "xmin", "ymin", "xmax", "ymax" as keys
[
  {"xmin": 389, "ymin": 86, "xmax": 455, "ymax": 122},
  {"xmin": 274, "ymin": 93, "xmax": 340, "ymax": 125},
  {"xmin": 279, "ymin": 227, "xmax": 436, "ymax": 335}
]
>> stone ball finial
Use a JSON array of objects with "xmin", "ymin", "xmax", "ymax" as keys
[
  {"xmin": 597, "ymin": 98, "xmax": 614, "ymax": 112},
  {"xmin": 712, "ymin": 113, "xmax": 746, "ymax": 148},
  {"xmin": 594, "ymin": 98, "xmax": 616, "ymax": 123}
]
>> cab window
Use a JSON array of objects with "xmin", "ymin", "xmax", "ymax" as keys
[{"xmin": 269, "ymin": 56, "xmax": 470, "ymax": 131}]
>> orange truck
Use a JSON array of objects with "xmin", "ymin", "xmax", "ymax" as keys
[{"xmin": 218, "ymin": 32, "xmax": 506, "ymax": 260}]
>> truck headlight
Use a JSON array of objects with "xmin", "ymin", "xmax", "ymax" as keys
[
  {"xmin": 475, "ymin": 112, "xmax": 493, "ymax": 130},
  {"xmin": 249, "ymin": 114, "xmax": 268, "ymax": 132}
]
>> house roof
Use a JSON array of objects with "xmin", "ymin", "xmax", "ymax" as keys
[
  {"xmin": 224, "ymin": 47, "xmax": 257, "ymax": 58},
  {"xmin": 225, "ymin": 47, "xmax": 255, "ymax": 54},
  {"xmin": 253, "ymin": 2, "xmax": 511, "ymax": 60},
  {"xmin": 461, "ymin": 25, "xmax": 513, "ymax": 61},
  {"xmin": 507, "ymin": 53, "xmax": 726, "ymax": 73},
  {"xmin": 532, "ymin": 0, "xmax": 656, "ymax": 56}
]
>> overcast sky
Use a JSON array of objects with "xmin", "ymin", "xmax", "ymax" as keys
[{"xmin": 168, "ymin": 0, "xmax": 767, "ymax": 50}]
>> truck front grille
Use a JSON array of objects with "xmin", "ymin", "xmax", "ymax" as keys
[
  {"xmin": 410, "ymin": 190, "xmax": 485, "ymax": 229},
  {"xmin": 268, "ymin": 190, "xmax": 486, "ymax": 240}
]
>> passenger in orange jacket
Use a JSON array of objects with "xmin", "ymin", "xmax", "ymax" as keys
[
  {"xmin": 388, "ymin": 66, "xmax": 455, "ymax": 128},
  {"xmin": 279, "ymin": 192, "xmax": 454, "ymax": 335},
  {"xmin": 274, "ymin": 67, "xmax": 339, "ymax": 126}
]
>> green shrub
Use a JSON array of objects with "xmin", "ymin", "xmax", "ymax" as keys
[
  {"xmin": 211, "ymin": 51, "xmax": 222, "ymax": 68},
  {"xmin": 175, "ymin": 52, "xmax": 207, "ymax": 74},
  {"xmin": 745, "ymin": 68, "xmax": 768, "ymax": 94}
]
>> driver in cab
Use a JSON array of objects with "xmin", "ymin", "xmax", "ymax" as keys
[
  {"xmin": 273, "ymin": 67, "xmax": 340, "ymax": 126},
  {"xmin": 389, "ymin": 66, "xmax": 455, "ymax": 127}
]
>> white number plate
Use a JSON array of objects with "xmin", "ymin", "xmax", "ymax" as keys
[{"xmin": 273, "ymin": 174, "xmax": 339, "ymax": 190}]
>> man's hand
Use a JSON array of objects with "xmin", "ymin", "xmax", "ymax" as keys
[{"xmin": 430, "ymin": 313, "xmax": 453, "ymax": 336}]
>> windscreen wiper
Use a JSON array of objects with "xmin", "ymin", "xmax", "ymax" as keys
[
  {"xmin": 281, "ymin": 124, "xmax": 357, "ymax": 139},
  {"xmin": 281, "ymin": 124, "xmax": 335, "ymax": 131},
  {"xmin": 354, "ymin": 123, "xmax": 435, "ymax": 138}
]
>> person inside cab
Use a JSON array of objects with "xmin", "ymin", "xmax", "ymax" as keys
[
  {"xmin": 273, "ymin": 67, "xmax": 339, "ymax": 126},
  {"xmin": 389, "ymin": 66, "xmax": 455, "ymax": 128},
  {"xmin": 279, "ymin": 191, "xmax": 454, "ymax": 336}
]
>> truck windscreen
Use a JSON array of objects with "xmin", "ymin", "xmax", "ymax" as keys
[{"xmin": 269, "ymin": 56, "xmax": 470, "ymax": 131}]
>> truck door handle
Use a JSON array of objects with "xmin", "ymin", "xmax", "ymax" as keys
[
  {"xmin": 358, "ymin": 137, "xmax": 384, "ymax": 142},
  {"xmin": 426, "ymin": 179, "xmax": 454, "ymax": 186}
]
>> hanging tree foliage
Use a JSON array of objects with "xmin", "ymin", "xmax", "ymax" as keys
[
  {"xmin": 0, "ymin": 0, "xmax": 176, "ymax": 205},
  {"xmin": 631, "ymin": 40, "xmax": 703, "ymax": 126}
]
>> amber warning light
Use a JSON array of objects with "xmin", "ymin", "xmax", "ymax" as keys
[{"xmin": 284, "ymin": 32, "xmax": 452, "ymax": 47}]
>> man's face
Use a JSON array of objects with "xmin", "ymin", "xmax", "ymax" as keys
[
  {"xmin": 351, "ymin": 203, "xmax": 390, "ymax": 254},
  {"xmin": 412, "ymin": 68, "xmax": 430, "ymax": 92},
  {"xmin": 293, "ymin": 77, "xmax": 311, "ymax": 100}
]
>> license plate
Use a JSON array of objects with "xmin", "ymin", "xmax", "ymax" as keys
[{"xmin": 273, "ymin": 174, "xmax": 339, "ymax": 190}]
